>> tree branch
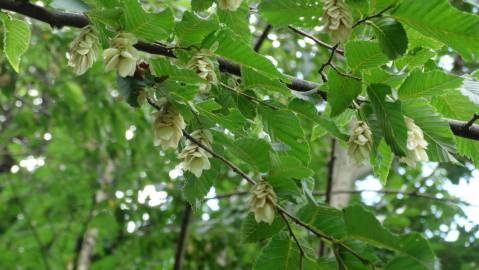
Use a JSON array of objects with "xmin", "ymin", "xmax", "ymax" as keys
[
  {"xmin": 464, "ymin": 113, "xmax": 479, "ymax": 130},
  {"xmin": 319, "ymin": 138, "xmax": 336, "ymax": 256},
  {"xmin": 173, "ymin": 203, "xmax": 193, "ymax": 270},
  {"xmin": 13, "ymin": 196, "xmax": 51, "ymax": 270},
  {"xmin": 3, "ymin": 0, "xmax": 479, "ymax": 142},
  {"xmin": 254, "ymin": 24, "xmax": 272, "ymax": 52}
]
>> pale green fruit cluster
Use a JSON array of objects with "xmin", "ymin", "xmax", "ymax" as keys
[
  {"xmin": 153, "ymin": 103, "xmax": 186, "ymax": 149},
  {"xmin": 400, "ymin": 117, "xmax": 429, "ymax": 167},
  {"xmin": 68, "ymin": 26, "xmax": 100, "ymax": 75},
  {"xmin": 103, "ymin": 33, "xmax": 139, "ymax": 77},
  {"xmin": 218, "ymin": 0, "xmax": 243, "ymax": 11},
  {"xmin": 322, "ymin": 0, "xmax": 353, "ymax": 43},
  {"xmin": 249, "ymin": 181, "xmax": 277, "ymax": 225},
  {"xmin": 178, "ymin": 130, "xmax": 213, "ymax": 177},
  {"xmin": 348, "ymin": 121, "xmax": 373, "ymax": 163},
  {"xmin": 188, "ymin": 50, "xmax": 217, "ymax": 94}
]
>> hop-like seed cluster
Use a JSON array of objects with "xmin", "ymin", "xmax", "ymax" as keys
[
  {"xmin": 249, "ymin": 181, "xmax": 277, "ymax": 225},
  {"xmin": 178, "ymin": 130, "xmax": 213, "ymax": 177},
  {"xmin": 348, "ymin": 121, "xmax": 373, "ymax": 162},
  {"xmin": 218, "ymin": 0, "xmax": 242, "ymax": 11},
  {"xmin": 188, "ymin": 50, "xmax": 217, "ymax": 94},
  {"xmin": 103, "ymin": 33, "xmax": 139, "ymax": 77},
  {"xmin": 322, "ymin": 0, "xmax": 353, "ymax": 43},
  {"xmin": 400, "ymin": 117, "xmax": 429, "ymax": 167},
  {"xmin": 153, "ymin": 103, "xmax": 186, "ymax": 149},
  {"xmin": 68, "ymin": 26, "xmax": 100, "ymax": 75}
]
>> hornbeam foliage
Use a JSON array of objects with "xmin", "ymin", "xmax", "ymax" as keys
[{"xmin": 0, "ymin": 0, "xmax": 479, "ymax": 269}]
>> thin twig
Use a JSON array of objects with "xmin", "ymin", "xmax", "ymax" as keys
[
  {"xmin": 173, "ymin": 203, "xmax": 193, "ymax": 270},
  {"xmin": 288, "ymin": 25, "xmax": 344, "ymax": 55},
  {"xmin": 182, "ymin": 130, "xmax": 257, "ymax": 185},
  {"xmin": 319, "ymin": 138, "xmax": 336, "ymax": 256},
  {"xmin": 14, "ymin": 197, "xmax": 51, "ymax": 270},
  {"xmin": 325, "ymin": 139, "xmax": 336, "ymax": 205},
  {"xmin": 220, "ymin": 82, "xmax": 279, "ymax": 110},
  {"xmin": 464, "ymin": 113, "xmax": 479, "ymax": 130},
  {"xmin": 72, "ymin": 193, "xmax": 97, "ymax": 270},
  {"xmin": 318, "ymin": 44, "xmax": 339, "ymax": 80},
  {"xmin": 330, "ymin": 64, "xmax": 362, "ymax": 81},
  {"xmin": 279, "ymin": 211, "xmax": 304, "ymax": 270},
  {"xmin": 254, "ymin": 24, "xmax": 272, "ymax": 52},
  {"xmin": 352, "ymin": 5, "xmax": 395, "ymax": 28}
]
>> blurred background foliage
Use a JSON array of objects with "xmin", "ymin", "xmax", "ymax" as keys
[{"xmin": 0, "ymin": 0, "xmax": 478, "ymax": 269}]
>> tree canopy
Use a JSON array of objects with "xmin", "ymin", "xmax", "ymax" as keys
[{"xmin": 0, "ymin": 0, "xmax": 478, "ymax": 269}]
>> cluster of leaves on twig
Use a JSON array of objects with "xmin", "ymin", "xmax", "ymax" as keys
[{"xmin": 2, "ymin": 0, "xmax": 479, "ymax": 269}]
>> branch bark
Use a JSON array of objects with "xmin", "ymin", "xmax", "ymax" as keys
[{"xmin": 173, "ymin": 203, "xmax": 193, "ymax": 270}]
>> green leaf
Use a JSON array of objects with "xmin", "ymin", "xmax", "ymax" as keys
[
  {"xmin": 392, "ymin": 0, "xmax": 479, "ymax": 59},
  {"xmin": 191, "ymin": 0, "xmax": 214, "ymax": 11},
  {"xmin": 258, "ymin": 0, "xmax": 323, "ymax": 27},
  {"xmin": 175, "ymin": 11, "xmax": 219, "ymax": 47},
  {"xmin": 270, "ymin": 155, "xmax": 314, "ymax": 179},
  {"xmin": 288, "ymin": 99, "xmax": 349, "ymax": 141},
  {"xmin": 431, "ymin": 90, "xmax": 479, "ymax": 121},
  {"xmin": 183, "ymin": 169, "xmax": 216, "ymax": 208},
  {"xmin": 456, "ymin": 137, "xmax": 479, "ymax": 167},
  {"xmin": 116, "ymin": 75, "xmax": 145, "ymax": 107},
  {"xmin": 345, "ymin": 41, "xmax": 389, "ymax": 70},
  {"xmin": 218, "ymin": 2, "xmax": 251, "ymax": 43},
  {"xmin": 402, "ymin": 99, "xmax": 457, "ymax": 163},
  {"xmin": 203, "ymin": 29, "xmax": 285, "ymax": 80},
  {"xmin": 371, "ymin": 18, "xmax": 408, "ymax": 60},
  {"xmin": 253, "ymin": 233, "xmax": 317, "ymax": 270},
  {"xmin": 196, "ymin": 103, "xmax": 247, "ymax": 132},
  {"xmin": 260, "ymin": 108, "xmax": 310, "ymax": 164},
  {"xmin": 344, "ymin": 204, "xmax": 436, "ymax": 269},
  {"xmin": 86, "ymin": 8, "xmax": 123, "ymax": 28},
  {"xmin": 398, "ymin": 69, "xmax": 463, "ymax": 99},
  {"xmin": 298, "ymin": 203, "xmax": 347, "ymax": 239},
  {"xmin": 268, "ymin": 176, "xmax": 303, "ymax": 202},
  {"xmin": 385, "ymin": 256, "xmax": 430, "ymax": 270},
  {"xmin": 370, "ymin": 139, "xmax": 393, "ymax": 184},
  {"xmin": 370, "ymin": 0, "xmax": 399, "ymax": 12},
  {"xmin": 405, "ymin": 27, "xmax": 444, "ymax": 51},
  {"xmin": 0, "ymin": 16, "xmax": 31, "ymax": 72},
  {"xmin": 225, "ymin": 138, "xmax": 272, "ymax": 172},
  {"xmin": 241, "ymin": 213, "xmax": 285, "ymax": 243},
  {"xmin": 241, "ymin": 66, "xmax": 290, "ymax": 95},
  {"xmin": 362, "ymin": 67, "xmax": 405, "ymax": 88},
  {"xmin": 367, "ymin": 84, "xmax": 408, "ymax": 156},
  {"xmin": 160, "ymin": 80, "xmax": 198, "ymax": 101},
  {"xmin": 327, "ymin": 69, "xmax": 362, "ymax": 117},
  {"xmin": 122, "ymin": 0, "xmax": 174, "ymax": 41},
  {"xmin": 459, "ymin": 79, "xmax": 479, "ymax": 106},
  {"xmin": 150, "ymin": 58, "xmax": 206, "ymax": 84},
  {"xmin": 395, "ymin": 47, "xmax": 436, "ymax": 70}
]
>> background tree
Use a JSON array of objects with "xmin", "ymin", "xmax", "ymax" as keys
[{"xmin": 0, "ymin": 0, "xmax": 478, "ymax": 269}]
